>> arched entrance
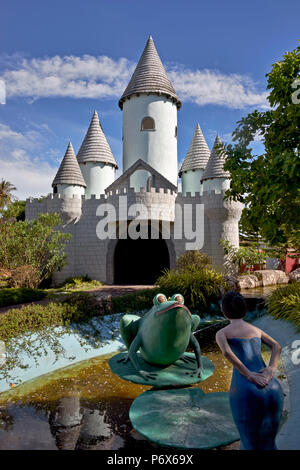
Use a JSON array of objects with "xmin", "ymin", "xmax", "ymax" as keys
[{"xmin": 113, "ymin": 234, "xmax": 170, "ymax": 285}]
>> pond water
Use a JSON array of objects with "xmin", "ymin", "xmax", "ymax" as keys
[{"xmin": 0, "ymin": 341, "xmax": 272, "ymax": 451}]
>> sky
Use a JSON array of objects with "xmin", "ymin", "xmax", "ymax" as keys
[{"xmin": 0, "ymin": 0, "xmax": 299, "ymax": 199}]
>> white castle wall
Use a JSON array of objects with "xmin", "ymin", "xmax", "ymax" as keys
[
  {"xmin": 25, "ymin": 188, "xmax": 242, "ymax": 284},
  {"xmin": 79, "ymin": 162, "xmax": 115, "ymax": 198},
  {"xmin": 181, "ymin": 169, "xmax": 204, "ymax": 196},
  {"xmin": 202, "ymin": 177, "xmax": 230, "ymax": 193},
  {"xmin": 56, "ymin": 184, "xmax": 85, "ymax": 198},
  {"xmin": 122, "ymin": 95, "xmax": 178, "ymax": 186}
]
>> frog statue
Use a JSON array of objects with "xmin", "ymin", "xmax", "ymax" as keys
[{"xmin": 118, "ymin": 293, "xmax": 203, "ymax": 381}]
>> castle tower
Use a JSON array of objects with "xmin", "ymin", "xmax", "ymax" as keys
[
  {"xmin": 119, "ymin": 36, "xmax": 181, "ymax": 190},
  {"xmin": 202, "ymin": 135, "xmax": 230, "ymax": 193},
  {"xmin": 77, "ymin": 111, "xmax": 118, "ymax": 198},
  {"xmin": 52, "ymin": 142, "xmax": 86, "ymax": 198},
  {"xmin": 201, "ymin": 135, "xmax": 242, "ymax": 271},
  {"xmin": 179, "ymin": 124, "xmax": 210, "ymax": 196}
]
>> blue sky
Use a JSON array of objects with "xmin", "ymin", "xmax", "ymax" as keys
[{"xmin": 0, "ymin": 0, "xmax": 299, "ymax": 199}]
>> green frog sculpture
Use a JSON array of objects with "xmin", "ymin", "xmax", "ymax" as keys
[{"xmin": 117, "ymin": 293, "xmax": 203, "ymax": 381}]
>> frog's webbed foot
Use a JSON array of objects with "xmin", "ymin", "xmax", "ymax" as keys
[
  {"xmin": 117, "ymin": 355, "xmax": 130, "ymax": 364},
  {"xmin": 139, "ymin": 370, "xmax": 159, "ymax": 381},
  {"xmin": 185, "ymin": 367, "xmax": 203, "ymax": 379},
  {"xmin": 180, "ymin": 355, "xmax": 197, "ymax": 364}
]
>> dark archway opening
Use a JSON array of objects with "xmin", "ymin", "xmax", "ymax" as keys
[{"xmin": 114, "ymin": 227, "xmax": 170, "ymax": 284}]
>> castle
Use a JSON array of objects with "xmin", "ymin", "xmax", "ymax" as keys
[{"xmin": 25, "ymin": 36, "xmax": 243, "ymax": 285}]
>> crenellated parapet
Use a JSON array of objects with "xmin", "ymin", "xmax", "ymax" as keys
[{"xmin": 25, "ymin": 193, "xmax": 82, "ymax": 224}]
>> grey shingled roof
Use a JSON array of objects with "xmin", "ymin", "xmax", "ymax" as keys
[
  {"xmin": 52, "ymin": 142, "xmax": 86, "ymax": 187},
  {"xmin": 179, "ymin": 124, "xmax": 210, "ymax": 176},
  {"xmin": 119, "ymin": 35, "xmax": 181, "ymax": 110},
  {"xmin": 202, "ymin": 135, "xmax": 230, "ymax": 180},
  {"xmin": 77, "ymin": 111, "xmax": 118, "ymax": 168}
]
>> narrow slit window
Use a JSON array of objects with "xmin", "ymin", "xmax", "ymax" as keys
[{"xmin": 141, "ymin": 116, "xmax": 155, "ymax": 131}]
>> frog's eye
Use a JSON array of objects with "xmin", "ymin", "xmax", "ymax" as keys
[
  {"xmin": 153, "ymin": 293, "xmax": 167, "ymax": 306},
  {"xmin": 171, "ymin": 293, "xmax": 184, "ymax": 305}
]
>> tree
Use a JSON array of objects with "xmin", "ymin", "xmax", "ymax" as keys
[
  {"xmin": 0, "ymin": 213, "xmax": 72, "ymax": 288},
  {"xmin": 0, "ymin": 180, "xmax": 17, "ymax": 210},
  {"xmin": 222, "ymin": 42, "xmax": 300, "ymax": 250},
  {"xmin": 0, "ymin": 200, "xmax": 26, "ymax": 221}
]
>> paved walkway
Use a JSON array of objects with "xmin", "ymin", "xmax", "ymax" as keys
[
  {"xmin": 253, "ymin": 315, "xmax": 300, "ymax": 450},
  {"xmin": 0, "ymin": 285, "xmax": 155, "ymax": 315}
]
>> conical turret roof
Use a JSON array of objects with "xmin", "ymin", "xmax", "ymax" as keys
[
  {"xmin": 179, "ymin": 124, "xmax": 210, "ymax": 176},
  {"xmin": 119, "ymin": 36, "xmax": 181, "ymax": 110},
  {"xmin": 202, "ymin": 135, "xmax": 230, "ymax": 180},
  {"xmin": 52, "ymin": 142, "xmax": 86, "ymax": 187},
  {"xmin": 77, "ymin": 111, "xmax": 118, "ymax": 168}
]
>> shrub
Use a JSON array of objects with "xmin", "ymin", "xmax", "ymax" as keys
[
  {"xmin": 108, "ymin": 288, "xmax": 160, "ymax": 314},
  {"xmin": 0, "ymin": 288, "xmax": 47, "ymax": 308},
  {"xmin": 0, "ymin": 292, "xmax": 100, "ymax": 342},
  {"xmin": 175, "ymin": 251, "xmax": 211, "ymax": 272},
  {"xmin": 59, "ymin": 276, "xmax": 102, "ymax": 291},
  {"xmin": 0, "ymin": 213, "xmax": 71, "ymax": 288},
  {"xmin": 156, "ymin": 267, "xmax": 229, "ymax": 313},
  {"xmin": 8, "ymin": 265, "xmax": 40, "ymax": 289},
  {"xmin": 267, "ymin": 283, "xmax": 300, "ymax": 330}
]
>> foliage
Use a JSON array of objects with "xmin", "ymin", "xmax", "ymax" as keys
[
  {"xmin": 175, "ymin": 251, "xmax": 211, "ymax": 272},
  {"xmin": 100, "ymin": 288, "xmax": 160, "ymax": 315},
  {"xmin": 0, "ymin": 287, "xmax": 47, "ymax": 308},
  {"xmin": 220, "ymin": 239, "xmax": 266, "ymax": 273},
  {"xmin": 59, "ymin": 275, "xmax": 102, "ymax": 291},
  {"xmin": 267, "ymin": 283, "xmax": 300, "ymax": 330},
  {"xmin": 156, "ymin": 268, "xmax": 229, "ymax": 313},
  {"xmin": 0, "ymin": 200, "xmax": 26, "ymax": 221},
  {"xmin": 0, "ymin": 213, "xmax": 71, "ymax": 288},
  {"xmin": 222, "ymin": 42, "xmax": 300, "ymax": 248},
  {"xmin": 0, "ymin": 293, "xmax": 100, "ymax": 343},
  {"xmin": 0, "ymin": 180, "xmax": 17, "ymax": 210}
]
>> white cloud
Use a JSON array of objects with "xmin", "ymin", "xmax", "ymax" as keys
[
  {"xmin": 0, "ymin": 122, "xmax": 57, "ymax": 199},
  {"xmin": 2, "ymin": 55, "xmax": 134, "ymax": 100},
  {"xmin": 0, "ymin": 54, "xmax": 268, "ymax": 109},
  {"xmin": 168, "ymin": 66, "xmax": 269, "ymax": 109}
]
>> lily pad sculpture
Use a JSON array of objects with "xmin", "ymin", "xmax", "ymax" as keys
[{"xmin": 129, "ymin": 388, "xmax": 239, "ymax": 449}]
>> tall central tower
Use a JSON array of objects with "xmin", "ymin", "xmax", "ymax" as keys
[{"xmin": 119, "ymin": 36, "xmax": 181, "ymax": 189}]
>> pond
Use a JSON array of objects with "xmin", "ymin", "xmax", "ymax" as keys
[
  {"xmin": 0, "ymin": 297, "xmax": 279, "ymax": 451},
  {"xmin": 0, "ymin": 338, "xmax": 273, "ymax": 450}
]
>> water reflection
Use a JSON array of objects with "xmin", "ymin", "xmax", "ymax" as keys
[{"xmin": 0, "ymin": 343, "xmax": 249, "ymax": 450}]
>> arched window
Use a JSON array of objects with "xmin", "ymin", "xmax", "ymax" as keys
[
  {"xmin": 141, "ymin": 116, "xmax": 155, "ymax": 131},
  {"xmin": 53, "ymin": 185, "xmax": 58, "ymax": 194}
]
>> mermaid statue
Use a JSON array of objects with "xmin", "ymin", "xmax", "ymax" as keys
[{"xmin": 216, "ymin": 291, "xmax": 284, "ymax": 450}]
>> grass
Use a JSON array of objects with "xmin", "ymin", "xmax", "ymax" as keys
[
  {"xmin": 0, "ymin": 288, "xmax": 47, "ymax": 309},
  {"xmin": 0, "ymin": 293, "xmax": 101, "ymax": 343},
  {"xmin": 267, "ymin": 282, "xmax": 300, "ymax": 330}
]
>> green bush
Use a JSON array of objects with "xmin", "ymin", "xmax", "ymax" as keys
[
  {"xmin": 59, "ymin": 276, "xmax": 102, "ymax": 291},
  {"xmin": 100, "ymin": 288, "xmax": 160, "ymax": 314},
  {"xmin": 0, "ymin": 213, "xmax": 71, "ymax": 288},
  {"xmin": 267, "ymin": 283, "xmax": 300, "ymax": 330},
  {"xmin": 175, "ymin": 251, "xmax": 211, "ymax": 272},
  {"xmin": 0, "ymin": 292, "xmax": 100, "ymax": 342},
  {"xmin": 156, "ymin": 267, "xmax": 229, "ymax": 313},
  {"xmin": 0, "ymin": 288, "xmax": 47, "ymax": 308}
]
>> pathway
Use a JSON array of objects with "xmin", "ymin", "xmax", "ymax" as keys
[{"xmin": 0, "ymin": 285, "xmax": 155, "ymax": 315}]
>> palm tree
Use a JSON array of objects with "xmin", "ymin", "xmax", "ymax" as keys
[{"xmin": 0, "ymin": 179, "xmax": 17, "ymax": 210}]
